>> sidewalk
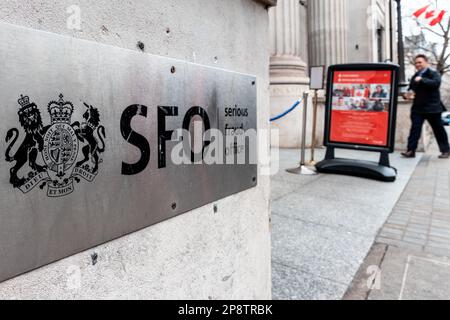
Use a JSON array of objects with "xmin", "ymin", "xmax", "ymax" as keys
[
  {"xmin": 345, "ymin": 134, "xmax": 450, "ymax": 300},
  {"xmin": 271, "ymin": 147, "xmax": 422, "ymax": 300}
]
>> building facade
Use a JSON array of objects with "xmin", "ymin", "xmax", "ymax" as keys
[
  {"xmin": 347, "ymin": 0, "xmax": 397, "ymax": 64},
  {"xmin": 270, "ymin": 0, "xmax": 397, "ymax": 148}
]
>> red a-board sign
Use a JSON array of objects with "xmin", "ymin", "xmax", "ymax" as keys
[{"xmin": 325, "ymin": 64, "xmax": 399, "ymax": 152}]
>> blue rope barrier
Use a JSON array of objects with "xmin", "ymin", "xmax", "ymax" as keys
[{"xmin": 270, "ymin": 97, "xmax": 303, "ymax": 122}]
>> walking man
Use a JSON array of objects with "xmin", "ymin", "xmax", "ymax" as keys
[{"xmin": 402, "ymin": 54, "xmax": 450, "ymax": 159}]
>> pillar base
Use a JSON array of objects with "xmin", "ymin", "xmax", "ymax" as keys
[{"xmin": 270, "ymin": 55, "xmax": 309, "ymax": 85}]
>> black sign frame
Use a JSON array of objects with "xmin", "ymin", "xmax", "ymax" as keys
[{"xmin": 323, "ymin": 63, "xmax": 400, "ymax": 154}]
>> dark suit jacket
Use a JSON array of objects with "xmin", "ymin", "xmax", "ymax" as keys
[{"xmin": 409, "ymin": 68, "xmax": 446, "ymax": 113}]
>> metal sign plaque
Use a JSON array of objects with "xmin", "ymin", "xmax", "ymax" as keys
[{"xmin": 0, "ymin": 23, "xmax": 257, "ymax": 283}]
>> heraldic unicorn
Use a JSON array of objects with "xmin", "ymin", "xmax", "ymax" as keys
[{"xmin": 5, "ymin": 94, "xmax": 106, "ymax": 197}]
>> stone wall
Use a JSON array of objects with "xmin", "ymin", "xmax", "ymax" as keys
[
  {"xmin": 0, "ymin": 0, "xmax": 273, "ymax": 299},
  {"xmin": 395, "ymin": 99, "xmax": 432, "ymax": 152}
]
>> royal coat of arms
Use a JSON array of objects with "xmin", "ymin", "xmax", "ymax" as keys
[{"xmin": 5, "ymin": 94, "xmax": 106, "ymax": 197}]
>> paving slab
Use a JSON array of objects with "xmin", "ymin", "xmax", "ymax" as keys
[
  {"xmin": 273, "ymin": 192, "xmax": 390, "ymax": 235},
  {"xmin": 272, "ymin": 262, "xmax": 347, "ymax": 300},
  {"xmin": 348, "ymin": 132, "xmax": 450, "ymax": 300},
  {"xmin": 271, "ymin": 148, "xmax": 422, "ymax": 300},
  {"xmin": 368, "ymin": 246, "xmax": 450, "ymax": 300},
  {"xmin": 343, "ymin": 243, "xmax": 388, "ymax": 300},
  {"xmin": 272, "ymin": 215, "xmax": 374, "ymax": 285}
]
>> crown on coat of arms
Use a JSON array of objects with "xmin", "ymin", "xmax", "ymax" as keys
[
  {"xmin": 17, "ymin": 94, "xmax": 38, "ymax": 116},
  {"xmin": 18, "ymin": 94, "xmax": 31, "ymax": 108},
  {"xmin": 47, "ymin": 94, "xmax": 74, "ymax": 124}
]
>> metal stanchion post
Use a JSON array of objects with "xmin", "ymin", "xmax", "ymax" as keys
[
  {"xmin": 287, "ymin": 91, "xmax": 318, "ymax": 175},
  {"xmin": 300, "ymin": 92, "xmax": 308, "ymax": 166},
  {"xmin": 308, "ymin": 89, "xmax": 319, "ymax": 166}
]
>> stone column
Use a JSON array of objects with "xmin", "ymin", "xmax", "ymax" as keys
[
  {"xmin": 269, "ymin": 0, "xmax": 311, "ymax": 148},
  {"xmin": 307, "ymin": 0, "xmax": 348, "ymax": 67},
  {"xmin": 270, "ymin": 0, "xmax": 309, "ymax": 84}
]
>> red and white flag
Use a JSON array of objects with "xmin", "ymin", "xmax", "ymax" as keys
[{"xmin": 413, "ymin": 4, "xmax": 447, "ymax": 26}]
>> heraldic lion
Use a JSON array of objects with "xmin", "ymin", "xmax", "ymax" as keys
[{"xmin": 5, "ymin": 95, "xmax": 48, "ymax": 188}]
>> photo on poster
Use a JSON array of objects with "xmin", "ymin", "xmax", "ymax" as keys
[{"xmin": 331, "ymin": 95, "xmax": 390, "ymax": 112}]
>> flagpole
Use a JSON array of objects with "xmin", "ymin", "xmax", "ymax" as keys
[
  {"xmin": 395, "ymin": 0, "xmax": 408, "ymax": 91},
  {"xmin": 389, "ymin": 0, "xmax": 394, "ymax": 62}
]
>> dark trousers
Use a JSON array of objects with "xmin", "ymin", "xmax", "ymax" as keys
[{"xmin": 408, "ymin": 112, "xmax": 450, "ymax": 153}]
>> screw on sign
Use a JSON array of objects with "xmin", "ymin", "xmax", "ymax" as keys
[{"xmin": 413, "ymin": 3, "xmax": 447, "ymax": 26}]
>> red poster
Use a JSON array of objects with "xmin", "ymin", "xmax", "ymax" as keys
[{"xmin": 330, "ymin": 70, "xmax": 392, "ymax": 147}]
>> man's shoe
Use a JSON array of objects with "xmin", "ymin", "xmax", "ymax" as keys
[
  {"xmin": 401, "ymin": 151, "xmax": 416, "ymax": 158},
  {"xmin": 439, "ymin": 152, "xmax": 450, "ymax": 159}
]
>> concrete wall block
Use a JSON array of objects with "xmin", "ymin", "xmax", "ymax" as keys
[{"xmin": 0, "ymin": 0, "xmax": 272, "ymax": 299}]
